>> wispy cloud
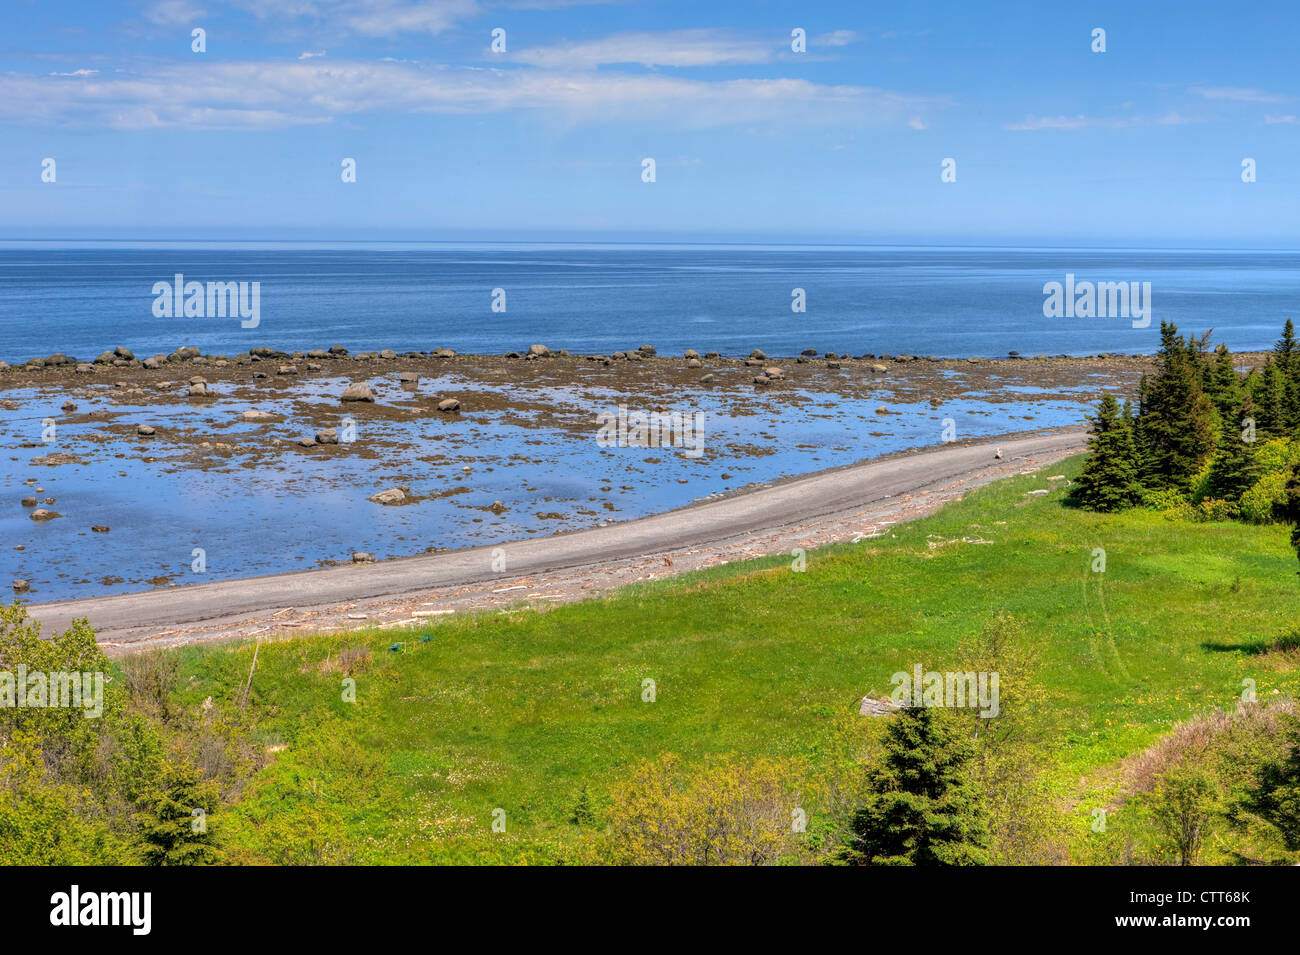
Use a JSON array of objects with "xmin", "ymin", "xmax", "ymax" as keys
[
  {"xmin": 510, "ymin": 29, "xmax": 780, "ymax": 69},
  {"xmin": 1005, "ymin": 111, "xmax": 1192, "ymax": 131},
  {"xmin": 0, "ymin": 59, "xmax": 944, "ymax": 131},
  {"xmin": 144, "ymin": 0, "xmax": 481, "ymax": 37},
  {"xmin": 1191, "ymin": 86, "xmax": 1287, "ymax": 104},
  {"xmin": 1264, "ymin": 113, "xmax": 1297, "ymax": 124}
]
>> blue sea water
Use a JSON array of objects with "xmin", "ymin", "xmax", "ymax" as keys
[{"xmin": 1, "ymin": 242, "xmax": 1298, "ymax": 362}]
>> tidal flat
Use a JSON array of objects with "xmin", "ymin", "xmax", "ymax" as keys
[{"xmin": 1, "ymin": 347, "xmax": 1181, "ymax": 601}]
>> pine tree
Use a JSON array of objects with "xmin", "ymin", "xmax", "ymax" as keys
[
  {"xmin": 845, "ymin": 705, "xmax": 989, "ymax": 866},
  {"xmin": 1135, "ymin": 321, "xmax": 1215, "ymax": 490},
  {"xmin": 1280, "ymin": 319, "xmax": 1300, "ymax": 431},
  {"xmin": 1205, "ymin": 394, "xmax": 1262, "ymax": 502},
  {"xmin": 136, "ymin": 761, "xmax": 221, "ymax": 866},
  {"xmin": 1073, "ymin": 395, "xmax": 1143, "ymax": 511},
  {"xmin": 1279, "ymin": 468, "xmax": 1300, "ymax": 571}
]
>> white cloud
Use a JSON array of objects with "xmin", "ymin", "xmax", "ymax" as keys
[
  {"xmin": 299, "ymin": 50, "xmax": 327, "ymax": 59},
  {"xmin": 1264, "ymin": 113, "xmax": 1297, "ymax": 124},
  {"xmin": 1191, "ymin": 86, "xmax": 1286, "ymax": 104},
  {"xmin": 511, "ymin": 29, "xmax": 779, "ymax": 69},
  {"xmin": 145, "ymin": 1, "xmax": 480, "ymax": 37},
  {"xmin": 814, "ymin": 30, "xmax": 858, "ymax": 47},
  {"xmin": 1005, "ymin": 112, "xmax": 1193, "ymax": 131},
  {"xmin": 0, "ymin": 59, "xmax": 943, "ymax": 131},
  {"xmin": 143, "ymin": 0, "xmax": 207, "ymax": 25}
]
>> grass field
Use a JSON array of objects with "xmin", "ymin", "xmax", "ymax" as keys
[{"xmin": 153, "ymin": 454, "xmax": 1300, "ymax": 864}]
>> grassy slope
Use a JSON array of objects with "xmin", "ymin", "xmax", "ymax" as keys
[{"xmin": 163, "ymin": 454, "xmax": 1300, "ymax": 863}]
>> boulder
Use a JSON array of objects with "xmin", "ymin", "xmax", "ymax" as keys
[
  {"xmin": 685, "ymin": 358, "xmax": 702, "ymax": 369},
  {"xmin": 29, "ymin": 508, "xmax": 59, "ymax": 521},
  {"xmin": 763, "ymin": 366, "xmax": 784, "ymax": 378},
  {"xmin": 137, "ymin": 425, "xmax": 156, "ymax": 437},
  {"xmin": 20, "ymin": 497, "xmax": 36, "ymax": 508},
  {"xmin": 328, "ymin": 345, "xmax": 349, "ymax": 356},
  {"xmin": 298, "ymin": 438, "xmax": 317, "ymax": 448},
  {"xmin": 74, "ymin": 363, "xmax": 93, "ymax": 374},
  {"xmin": 94, "ymin": 351, "xmax": 116, "ymax": 365},
  {"xmin": 187, "ymin": 383, "xmax": 207, "ymax": 396},
  {"xmin": 352, "ymin": 552, "xmax": 375, "ymax": 563},
  {"xmin": 379, "ymin": 349, "xmax": 397, "ymax": 360},
  {"xmin": 749, "ymin": 349, "xmax": 766, "ymax": 360},
  {"xmin": 527, "ymin": 344, "xmax": 550, "ymax": 357},
  {"xmin": 368, "ymin": 487, "xmax": 410, "ymax": 506},
  {"xmin": 241, "ymin": 410, "xmax": 275, "ymax": 421},
  {"xmin": 870, "ymin": 363, "xmax": 888, "ymax": 373},
  {"xmin": 114, "ymin": 346, "xmax": 135, "ymax": 360},
  {"xmin": 684, "ymin": 349, "xmax": 700, "ymax": 360},
  {"xmin": 277, "ymin": 364, "xmax": 298, "ymax": 375},
  {"xmin": 315, "ymin": 428, "xmax": 339, "ymax": 445},
  {"xmin": 340, "ymin": 382, "xmax": 375, "ymax": 403},
  {"xmin": 91, "ymin": 525, "xmax": 110, "ymax": 533},
  {"xmin": 61, "ymin": 401, "xmax": 77, "ymax": 413},
  {"xmin": 437, "ymin": 398, "xmax": 461, "ymax": 412},
  {"xmin": 12, "ymin": 580, "xmax": 30, "ymax": 594}
]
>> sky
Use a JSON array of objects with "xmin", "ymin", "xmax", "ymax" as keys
[{"xmin": 0, "ymin": 0, "xmax": 1298, "ymax": 245}]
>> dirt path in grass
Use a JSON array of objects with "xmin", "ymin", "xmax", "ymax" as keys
[{"xmin": 27, "ymin": 428, "xmax": 1087, "ymax": 653}]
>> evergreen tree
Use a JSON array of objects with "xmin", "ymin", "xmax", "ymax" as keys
[
  {"xmin": 1205, "ymin": 394, "xmax": 1262, "ymax": 502},
  {"xmin": 136, "ymin": 761, "xmax": 221, "ymax": 866},
  {"xmin": 845, "ymin": 705, "xmax": 989, "ymax": 866},
  {"xmin": 1073, "ymin": 394, "xmax": 1143, "ymax": 511},
  {"xmin": 1206, "ymin": 344, "xmax": 1243, "ymax": 420},
  {"xmin": 1135, "ymin": 322, "xmax": 1215, "ymax": 490},
  {"xmin": 1279, "ymin": 468, "xmax": 1300, "ymax": 570},
  {"xmin": 1240, "ymin": 724, "xmax": 1300, "ymax": 852},
  {"xmin": 1280, "ymin": 319, "xmax": 1300, "ymax": 431},
  {"xmin": 1255, "ymin": 358, "xmax": 1287, "ymax": 437}
]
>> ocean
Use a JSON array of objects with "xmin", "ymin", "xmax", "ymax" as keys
[{"xmin": 1, "ymin": 243, "xmax": 1298, "ymax": 362}]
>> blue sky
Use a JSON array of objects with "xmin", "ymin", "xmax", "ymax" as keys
[{"xmin": 1, "ymin": 0, "xmax": 1297, "ymax": 244}]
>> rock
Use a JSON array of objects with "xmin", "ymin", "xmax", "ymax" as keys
[
  {"xmin": 434, "ymin": 348, "xmax": 457, "ymax": 358},
  {"xmin": 352, "ymin": 552, "xmax": 375, "ymax": 563},
  {"xmin": 115, "ymin": 346, "xmax": 135, "ymax": 360},
  {"xmin": 61, "ymin": 401, "xmax": 77, "ymax": 413},
  {"xmin": 253, "ymin": 371, "xmax": 269, "ymax": 379},
  {"xmin": 368, "ymin": 487, "xmax": 410, "ymax": 506},
  {"xmin": 379, "ymin": 349, "xmax": 397, "ymax": 360},
  {"xmin": 828, "ymin": 362, "xmax": 841, "ymax": 369},
  {"xmin": 91, "ymin": 525, "xmax": 110, "ymax": 533},
  {"xmin": 241, "ymin": 410, "xmax": 275, "ymax": 421},
  {"xmin": 306, "ymin": 363, "xmax": 323, "ymax": 372},
  {"xmin": 44, "ymin": 353, "xmax": 75, "ymax": 366},
  {"xmin": 277, "ymin": 364, "xmax": 298, "ymax": 375},
  {"xmin": 437, "ymin": 398, "xmax": 461, "ymax": 412},
  {"xmin": 684, "ymin": 349, "xmax": 700, "ymax": 360},
  {"xmin": 528, "ymin": 344, "xmax": 550, "ymax": 357},
  {"xmin": 704, "ymin": 352, "xmax": 720, "ymax": 360},
  {"xmin": 142, "ymin": 356, "xmax": 164, "ymax": 369},
  {"xmin": 94, "ymin": 351, "xmax": 116, "ymax": 365},
  {"xmin": 168, "ymin": 346, "xmax": 200, "ymax": 362},
  {"xmin": 307, "ymin": 349, "xmax": 328, "ymax": 359},
  {"xmin": 801, "ymin": 348, "xmax": 818, "ymax": 357},
  {"xmin": 315, "ymin": 428, "xmax": 339, "ymax": 445},
  {"xmin": 29, "ymin": 508, "xmax": 60, "ymax": 521},
  {"xmin": 859, "ymin": 696, "xmax": 904, "ymax": 717},
  {"xmin": 488, "ymin": 500, "xmax": 507, "ymax": 515},
  {"xmin": 20, "ymin": 497, "xmax": 36, "ymax": 507},
  {"xmin": 1026, "ymin": 489, "xmax": 1049, "ymax": 497},
  {"xmin": 74, "ymin": 363, "xmax": 93, "ymax": 374},
  {"xmin": 340, "ymin": 382, "xmax": 375, "ymax": 402},
  {"xmin": 189, "ymin": 375, "xmax": 207, "ymax": 385},
  {"xmin": 750, "ymin": 349, "xmax": 766, "ymax": 360},
  {"xmin": 298, "ymin": 438, "xmax": 317, "ymax": 448},
  {"xmin": 699, "ymin": 373, "xmax": 717, "ymax": 384},
  {"xmin": 685, "ymin": 358, "xmax": 702, "ymax": 369},
  {"xmin": 763, "ymin": 366, "xmax": 784, "ymax": 378},
  {"xmin": 753, "ymin": 376, "xmax": 770, "ymax": 386},
  {"xmin": 328, "ymin": 345, "xmax": 349, "ymax": 356},
  {"xmin": 26, "ymin": 358, "xmax": 45, "ymax": 369},
  {"xmin": 187, "ymin": 383, "xmax": 207, "ymax": 396},
  {"xmin": 397, "ymin": 371, "xmax": 420, "ymax": 383},
  {"xmin": 870, "ymin": 363, "xmax": 888, "ymax": 373},
  {"xmin": 0, "ymin": 362, "xmax": 11, "ymax": 372},
  {"xmin": 638, "ymin": 344, "xmax": 656, "ymax": 355},
  {"xmin": 12, "ymin": 580, "xmax": 30, "ymax": 593},
  {"xmin": 137, "ymin": 425, "xmax": 156, "ymax": 436}
]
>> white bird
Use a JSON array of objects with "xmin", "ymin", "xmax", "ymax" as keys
[{"xmin": 994, "ymin": 448, "xmax": 1003, "ymax": 459}]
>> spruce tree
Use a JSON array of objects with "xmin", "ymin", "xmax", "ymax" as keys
[
  {"xmin": 1255, "ymin": 357, "xmax": 1287, "ymax": 437},
  {"xmin": 1135, "ymin": 321, "xmax": 1215, "ymax": 490},
  {"xmin": 1240, "ymin": 724, "xmax": 1300, "ymax": 851},
  {"xmin": 1205, "ymin": 394, "xmax": 1262, "ymax": 502},
  {"xmin": 136, "ymin": 761, "xmax": 221, "ymax": 865},
  {"xmin": 1073, "ymin": 394, "xmax": 1143, "ymax": 511},
  {"xmin": 845, "ymin": 705, "xmax": 989, "ymax": 866},
  {"xmin": 1207, "ymin": 344, "xmax": 1243, "ymax": 420}
]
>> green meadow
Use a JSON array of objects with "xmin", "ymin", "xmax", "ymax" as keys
[{"xmin": 142, "ymin": 453, "xmax": 1300, "ymax": 864}]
